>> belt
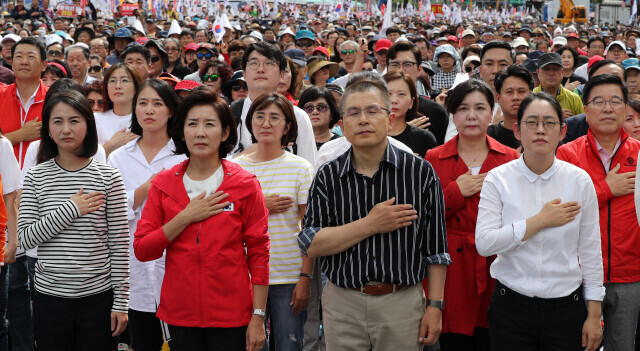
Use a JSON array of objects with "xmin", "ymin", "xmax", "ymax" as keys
[
  {"xmin": 351, "ymin": 283, "xmax": 407, "ymax": 296},
  {"xmin": 495, "ymin": 280, "xmax": 583, "ymax": 306}
]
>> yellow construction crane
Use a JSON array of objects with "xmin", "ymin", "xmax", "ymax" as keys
[{"xmin": 555, "ymin": 0, "xmax": 588, "ymax": 23}]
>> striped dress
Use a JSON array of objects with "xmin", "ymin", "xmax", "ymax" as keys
[
  {"xmin": 233, "ymin": 151, "xmax": 314, "ymax": 285},
  {"xmin": 17, "ymin": 158, "xmax": 130, "ymax": 312}
]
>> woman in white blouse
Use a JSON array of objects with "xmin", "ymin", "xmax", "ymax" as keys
[
  {"xmin": 95, "ymin": 63, "xmax": 143, "ymax": 156},
  {"xmin": 475, "ymin": 92, "xmax": 604, "ymax": 351},
  {"xmin": 107, "ymin": 79, "xmax": 186, "ymax": 351}
]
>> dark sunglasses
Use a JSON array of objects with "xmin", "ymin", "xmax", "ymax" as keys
[
  {"xmin": 196, "ymin": 52, "xmax": 213, "ymax": 60},
  {"xmin": 296, "ymin": 41, "xmax": 314, "ymax": 48},
  {"xmin": 303, "ymin": 103, "xmax": 329, "ymax": 113},
  {"xmin": 47, "ymin": 50, "xmax": 62, "ymax": 56},
  {"xmin": 341, "ymin": 49, "xmax": 355, "ymax": 55},
  {"xmin": 231, "ymin": 82, "xmax": 248, "ymax": 91},
  {"xmin": 88, "ymin": 65, "xmax": 102, "ymax": 73},
  {"xmin": 202, "ymin": 74, "xmax": 219, "ymax": 82},
  {"xmin": 88, "ymin": 99, "xmax": 104, "ymax": 107},
  {"xmin": 150, "ymin": 56, "xmax": 161, "ymax": 63}
]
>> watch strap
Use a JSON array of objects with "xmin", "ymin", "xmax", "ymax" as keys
[
  {"xmin": 427, "ymin": 299, "xmax": 445, "ymax": 310},
  {"xmin": 252, "ymin": 308, "xmax": 266, "ymax": 318}
]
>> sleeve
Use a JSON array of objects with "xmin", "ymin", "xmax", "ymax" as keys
[
  {"xmin": 242, "ymin": 178, "xmax": 270, "ymax": 286},
  {"xmin": 296, "ymin": 162, "xmax": 314, "ymax": 206},
  {"xmin": 298, "ymin": 167, "xmax": 331, "ymax": 256},
  {"xmin": 18, "ymin": 171, "xmax": 82, "ymax": 251},
  {"xmin": 421, "ymin": 164, "xmax": 451, "ymax": 265},
  {"xmin": 133, "ymin": 181, "xmax": 171, "ymax": 262},
  {"xmin": 577, "ymin": 174, "xmax": 605, "ymax": 302},
  {"xmin": 475, "ymin": 172, "xmax": 526, "ymax": 256},
  {"xmin": 294, "ymin": 109, "xmax": 318, "ymax": 170},
  {"xmin": 105, "ymin": 170, "xmax": 131, "ymax": 313}
]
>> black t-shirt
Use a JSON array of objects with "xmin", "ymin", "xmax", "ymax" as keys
[
  {"xmin": 561, "ymin": 73, "xmax": 587, "ymax": 86},
  {"xmin": 390, "ymin": 125, "xmax": 438, "ymax": 158},
  {"xmin": 418, "ymin": 96, "xmax": 449, "ymax": 146},
  {"xmin": 487, "ymin": 122, "xmax": 520, "ymax": 150},
  {"xmin": 316, "ymin": 133, "xmax": 341, "ymax": 150}
]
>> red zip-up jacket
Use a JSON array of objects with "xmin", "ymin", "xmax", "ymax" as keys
[
  {"xmin": 134, "ymin": 159, "xmax": 270, "ymax": 328},
  {"xmin": 425, "ymin": 136, "xmax": 518, "ymax": 336},
  {"xmin": 557, "ymin": 129, "xmax": 640, "ymax": 283}
]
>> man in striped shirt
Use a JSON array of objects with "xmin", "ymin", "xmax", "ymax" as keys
[{"xmin": 298, "ymin": 79, "xmax": 450, "ymax": 350}]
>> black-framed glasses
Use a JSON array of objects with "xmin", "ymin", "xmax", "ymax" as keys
[
  {"xmin": 303, "ymin": 103, "xmax": 329, "ymax": 113},
  {"xmin": 202, "ymin": 74, "xmax": 219, "ymax": 82},
  {"xmin": 341, "ymin": 49, "xmax": 355, "ymax": 55},
  {"xmin": 232, "ymin": 82, "xmax": 248, "ymax": 91},
  {"xmin": 296, "ymin": 41, "xmax": 314, "ymax": 48},
  {"xmin": 196, "ymin": 52, "xmax": 213, "ymax": 60},
  {"xmin": 522, "ymin": 118, "xmax": 563, "ymax": 130},
  {"xmin": 88, "ymin": 65, "xmax": 102, "ymax": 73},
  {"xmin": 47, "ymin": 49, "xmax": 62, "ymax": 57},
  {"xmin": 150, "ymin": 56, "xmax": 161, "ymax": 63}
]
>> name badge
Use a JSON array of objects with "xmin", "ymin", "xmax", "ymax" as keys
[{"xmin": 223, "ymin": 203, "xmax": 234, "ymax": 212}]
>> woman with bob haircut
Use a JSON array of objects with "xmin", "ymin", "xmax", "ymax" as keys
[
  {"xmin": 133, "ymin": 89, "xmax": 269, "ymax": 351},
  {"xmin": 107, "ymin": 79, "xmax": 187, "ymax": 351},
  {"xmin": 233, "ymin": 92, "xmax": 313, "ymax": 351},
  {"xmin": 425, "ymin": 79, "xmax": 518, "ymax": 350},
  {"xmin": 297, "ymin": 86, "xmax": 341, "ymax": 150},
  {"xmin": 96, "ymin": 63, "xmax": 143, "ymax": 156},
  {"xmin": 18, "ymin": 90, "xmax": 130, "ymax": 351},
  {"xmin": 476, "ymin": 92, "xmax": 603, "ymax": 351}
]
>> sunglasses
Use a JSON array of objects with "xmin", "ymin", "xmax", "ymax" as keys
[
  {"xmin": 47, "ymin": 50, "xmax": 62, "ymax": 57},
  {"xmin": 88, "ymin": 65, "xmax": 102, "ymax": 73},
  {"xmin": 341, "ymin": 49, "xmax": 355, "ymax": 55},
  {"xmin": 232, "ymin": 82, "xmax": 248, "ymax": 91},
  {"xmin": 88, "ymin": 99, "xmax": 104, "ymax": 107},
  {"xmin": 202, "ymin": 74, "xmax": 219, "ymax": 82},
  {"xmin": 296, "ymin": 41, "xmax": 314, "ymax": 48},
  {"xmin": 196, "ymin": 52, "xmax": 213, "ymax": 60},
  {"xmin": 150, "ymin": 56, "xmax": 161, "ymax": 63},
  {"xmin": 303, "ymin": 103, "xmax": 329, "ymax": 113}
]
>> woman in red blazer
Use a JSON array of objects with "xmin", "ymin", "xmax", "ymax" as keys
[
  {"xmin": 134, "ymin": 90, "xmax": 269, "ymax": 351},
  {"xmin": 425, "ymin": 79, "xmax": 518, "ymax": 350}
]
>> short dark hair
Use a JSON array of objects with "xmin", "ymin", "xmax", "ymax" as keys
[
  {"xmin": 179, "ymin": 30, "xmax": 194, "ymax": 39},
  {"xmin": 582, "ymin": 74, "xmax": 629, "ymax": 105},
  {"xmin": 445, "ymin": 79, "xmax": 495, "ymax": 115},
  {"xmin": 44, "ymin": 78, "xmax": 84, "ymax": 108},
  {"xmin": 517, "ymin": 92, "xmax": 565, "ymax": 126},
  {"xmin": 494, "ymin": 64, "xmax": 534, "ymax": 94},
  {"xmin": 12, "ymin": 36, "xmax": 46, "ymax": 61},
  {"xmin": 228, "ymin": 40, "xmax": 247, "ymax": 53},
  {"xmin": 588, "ymin": 59, "xmax": 623, "ymax": 79},
  {"xmin": 121, "ymin": 44, "xmax": 151, "ymax": 64},
  {"xmin": 245, "ymin": 92, "xmax": 297, "ymax": 146},
  {"xmin": 587, "ymin": 36, "xmax": 606, "ymax": 49},
  {"xmin": 555, "ymin": 45, "xmax": 579, "ymax": 70},
  {"xmin": 42, "ymin": 59, "xmax": 71, "ymax": 80},
  {"xmin": 198, "ymin": 59, "xmax": 233, "ymax": 83},
  {"xmin": 102, "ymin": 63, "xmax": 143, "ymax": 112},
  {"xmin": 480, "ymin": 40, "xmax": 515, "ymax": 64},
  {"xmin": 386, "ymin": 41, "xmax": 421, "ymax": 66},
  {"xmin": 385, "ymin": 26, "xmax": 400, "ymax": 35},
  {"xmin": 297, "ymin": 86, "xmax": 340, "ymax": 129},
  {"xmin": 383, "ymin": 70, "xmax": 420, "ymax": 121},
  {"xmin": 130, "ymin": 79, "xmax": 179, "ymax": 136},
  {"xmin": 412, "ymin": 36, "xmax": 430, "ymax": 48},
  {"xmin": 38, "ymin": 90, "xmax": 98, "ymax": 163},
  {"xmin": 241, "ymin": 42, "xmax": 287, "ymax": 71},
  {"xmin": 171, "ymin": 90, "xmax": 237, "ymax": 158},
  {"xmin": 628, "ymin": 98, "xmax": 640, "ymax": 114}
]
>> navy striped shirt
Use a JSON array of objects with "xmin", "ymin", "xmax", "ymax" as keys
[{"xmin": 298, "ymin": 143, "xmax": 450, "ymax": 289}]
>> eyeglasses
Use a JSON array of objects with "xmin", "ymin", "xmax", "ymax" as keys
[
  {"xmin": 150, "ymin": 56, "xmax": 161, "ymax": 63},
  {"xmin": 88, "ymin": 99, "xmax": 104, "ymax": 107},
  {"xmin": 588, "ymin": 96, "xmax": 625, "ymax": 110},
  {"xmin": 341, "ymin": 49, "xmax": 355, "ymax": 55},
  {"xmin": 89, "ymin": 45, "xmax": 105, "ymax": 51},
  {"xmin": 202, "ymin": 74, "xmax": 219, "ymax": 82},
  {"xmin": 296, "ymin": 41, "xmax": 314, "ymax": 48},
  {"xmin": 608, "ymin": 48, "xmax": 625, "ymax": 54},
  {"xmin": 303, "ymin": 103, "xmax": 329, "ymax": 113},
  {"xmin": 387, "ymin": 61, "xmax": 417, "ymax": 69},
  {"xmin": 88, "ymin": 65, "xmax": 102, "ymax": 73},
  {"xmin": 47, "ymin": 49, "xmax": 62, "ymax": 57},
  {"xmin": 231, "ymin": 82, "xmax": 248, "ymax": 91},
  {"xmin": 246, "ymin": 59, "xmax": 278, "ymax": 71},
  {"xmin": 107, "ymin": 78, "xmax": 133, "ymax": 86},
  {"xmin": 196, "ymin": 52, "xmax": 213, "ymax": 60},
  {"xmin": 522, "ymin": 118, "xmax": 563, "ymax": 130},
  {"xmin": 343, "ymin": 105, "xmax": 389, "ymax": 119},
  {"xmin": 253, "ymin": 115, "xmax": 285, "ymax": 125}
]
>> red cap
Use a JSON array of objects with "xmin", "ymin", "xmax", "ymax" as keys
[
  {"xmin": 567, "ymin": 33, "xmax": 579, "ymax": 39},
  {"xmin": 198, "ymin": 42, "xmax": 216, "ymax": 54},
  {"xmin": 313, "ymin": 46, "xmax": 330, "ymax": 57},
  {"xmin": 375, "ymin": 38, "xmax": 392, "ymax": 52},
  {"xmin": 136, "ymin": 37, "xmax": 149, "ymax": 45},
  {"xmin": 588, "ymin": 55, "xmax": 605, "ymax": 69},
  {"xmin": 184, "ymin": 43, "xmax": 199, "ymax": 52},
  {"xmin": 447, "ymin": 35, "xmax": 458, "ymax": 42},
  {"xmin": 175, "ymin": 79, "xmax": 202, "ymax": 91}
]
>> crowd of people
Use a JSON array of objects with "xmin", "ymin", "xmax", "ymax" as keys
[{"xmin": 1, "ymin": 0, "xmax": 640, "ymax": 351}]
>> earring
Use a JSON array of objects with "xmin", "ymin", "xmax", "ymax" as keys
[{"xmin": 48, "ymin": 133, "xmax": 53, "ymax": 139}]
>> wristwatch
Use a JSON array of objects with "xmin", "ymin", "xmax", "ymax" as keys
[
  {"xmin": 427, "ymin": 299, "xmax": 445, "ymax": 310},
  {"xmin": 252, "ymin": 309, "xmax": 266, "ymax": 318},
  {"xmin": 300, "ymin": 273, "xmax": 313, "ymax": 279}
]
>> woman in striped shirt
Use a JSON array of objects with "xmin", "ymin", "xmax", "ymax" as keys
[
  {"xmin": 17, "ymin": 90, "xmax": 130, "ymax": 351},
  {"xmin": 233, "ymin": 93, "xmax": 314, "ymax": 351}
]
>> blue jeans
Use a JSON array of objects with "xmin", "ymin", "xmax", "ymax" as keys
[
  {"xmin": 8, "ymin": 255, "xmax": 34, "ymax": 351},
  {"xmin": 263, "ymin": 283, "xmax": 307, "ymax": 351}
]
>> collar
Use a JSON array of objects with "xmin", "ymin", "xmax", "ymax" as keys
[
  {"xmin": 539, "ymin": 84, "xmax": 562, "ymax": 97},
  {"xmin": 438, "ymin": 134, "xmax": 512, "ymax": 159},
  {"xmin": 587, "ymin": 128, "xmax": 629, "ymax": 155},
  {"xmin": 13, "ymin": 81, "xmax": 46, "ymax": 104},
  {"xmin": 517, "ymin": 155, "xmax": 560, "ymax": 182},
  {"xmin": 337, "ymin": 140, "xmax": 400, "ymax": 178}
]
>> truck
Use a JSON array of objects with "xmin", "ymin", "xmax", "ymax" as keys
[{"xmin": 595, "ymin": 1, "xmax": 631, "ymax": 25}]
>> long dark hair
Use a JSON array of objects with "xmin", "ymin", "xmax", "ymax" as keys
[
  {"xmin": 383, "ymin": 70, "xmax": 421, "ymax": 121},
  {"xmin": 130, "ymin": 79, "xmax": 179, "ymax": 136}
]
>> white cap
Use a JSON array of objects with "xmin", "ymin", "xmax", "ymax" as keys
[
  {"xmin": 552, "ymin": 36, "xmax": 567, "ymax": 47},
  {"xmin": 1, "ymin": 33, "xmax": 20, "ymax": 44},
  {"xmin": 607, "ymin": 40, "xmax": 626, "ymax": 52},
  {"xmin": 462, "ymin": 29, "xmax": 476, "ymax": 38},
  {"xmin": 249, "ymin": 30, "xmax": 263, "ymax": 42},
  {"xmin": 278, "ymin": 26, "xmax": 295, "ymax": 38},
  {"xmin": 45, "ymin": 34, "xmax": 63, "ymax": 47},
  {"xmin": 511, "ymin": 37, "xmax": 529, "ymax": 48}
]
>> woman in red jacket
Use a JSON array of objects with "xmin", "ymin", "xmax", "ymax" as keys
[
  {"xmin": 425, "ymin": 79, "xmax": 518, "ymax": 350},
  {"xmin": 133, "ymin": 90, "xmax": 270, "ymax": 351}
]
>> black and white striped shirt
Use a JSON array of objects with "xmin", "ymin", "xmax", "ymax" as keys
[
  {"xmin": 298, "ymin": 143, "xmax": 451, "ymax": 289},
  {"xmin": 18, "ymin": 159, "xmax": 130, "ymax": 312}
]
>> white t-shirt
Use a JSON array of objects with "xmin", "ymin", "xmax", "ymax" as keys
[
  {"xmin": 316, "ymin": 136, "xmax": 413, "ymax": 167},
  {"xmin": 95, "ymin": 109, "xmax": 132, "ymax": 145},
  {"xmin": 0, "ymin": 137, "xmax": 22, "ymax": 195},
  {"xmin": 183, "ymin": 165, "xmax": 225, "ymax": 200}
]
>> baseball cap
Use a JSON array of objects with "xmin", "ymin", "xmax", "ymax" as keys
[
  {"xmin": 295, "ymin": 29, "xmax": 315, "ymax": 42},
  {"xmin": 1, "ymin": 33, "xmax": 20, "ymax": 44},
  {"xmin": 462, "ymin": 29, "xmax": 475, "ymax": 38},
  {"xmin": 313, "ymin": 46, "xmax": 330, "ymax": 57},
  {"xmin": 197, "ymin": 43, "xmax": 216, "ymax": 55},
  {"xmin": 175, "ymin": 79, "xmax": 202, "ymax": 91},
  {"xmin": 587, "ymin": 55, "xmax": 605, "ymax": 69},
  {"xmin": 114, "ymin": 28, "xmax": 134, "ymax": 40},
  {"xmin": 622, "ymin": 58, "xmax": 640, "ymax": 71},
  {"xmin": 537, "ymin": 52, "xmax": 563, "ymax": 69},
  {"xmin": 606, "ymin": 40, "xmax": 626, "ymax": 52},
  {"xmin": 447, "ymin": 35, "xmax": 458, "ymax": 42},
  {"xmin": 375, "ymin": 38, "xmax": 392, "ymax": 52},
  {"xmin": 284, "ymin": 48, "xmax": 307, "ymax": 66},
  {"xmin": 184, "ymin": 43, "xmax": 199, "ymax": 53},
  {"xmin": 552, "ymin": 36, "xmax": 567, "ymax": 47}
]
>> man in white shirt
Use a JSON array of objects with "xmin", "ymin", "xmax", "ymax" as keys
[{"xmin": 231, "ymin": 42, "xmax": 316, "ymax": 168}]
